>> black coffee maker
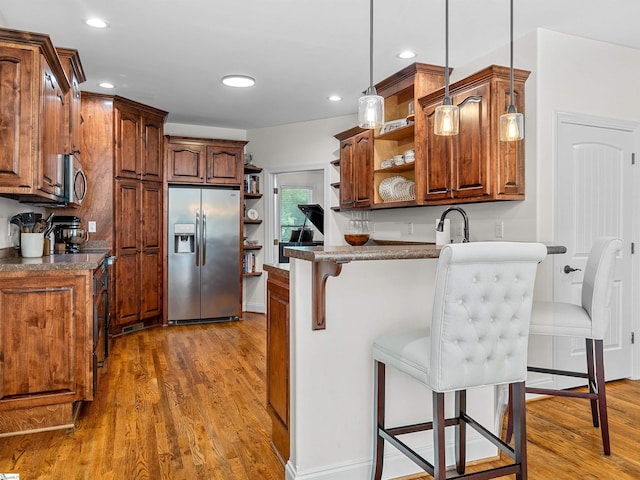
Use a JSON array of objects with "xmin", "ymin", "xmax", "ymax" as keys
[{"xmin": 52, "ymin": 216, "xmax": 87, "ymax": 253}]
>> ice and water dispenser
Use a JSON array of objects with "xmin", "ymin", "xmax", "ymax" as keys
[{"xmin": 174, "ymin": 223, "xmax": 195, "ymax": 253}]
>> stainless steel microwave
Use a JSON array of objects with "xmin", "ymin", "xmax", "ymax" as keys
[{"xmin": 63, "ymin": 154, "xmax": 87, "ymax": 206}]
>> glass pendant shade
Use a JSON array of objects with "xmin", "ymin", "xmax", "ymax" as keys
[
  {"xmin": 501, "ymin": 0, "xmax": 524, "ymax": 142},
  {"xmin": 500, "ymin": 109, "xmax": 524, "ymax": 141},
  {"xmin": 358, "ymin": 87, "xmax": 384, "ymax": 129},
  {"xmin": 434, "ymin": 101, "xmax": 459, "ymax": 136}
]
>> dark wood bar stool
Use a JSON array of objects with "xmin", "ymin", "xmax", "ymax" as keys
[
  {"xmin": 507, "ymin": 237, "xmax": 622, "ymax": 455},
  {"xmin": 371, "ymin": 242, "xmax": 547, "ymax": 480}
]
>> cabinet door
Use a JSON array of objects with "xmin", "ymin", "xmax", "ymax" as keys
[
  {"xmin": 205, "ymin": 145, "xmax": 242, "ymax": 185},
  {"xmin": 423, "ymin": 103, "xmax": 453, "ymax": 202},
  {"xmin": 339, "ymin": 138, "xmax": 356, "ymax": 208},
  {"xmin": 165, "ymin": 141, "xmax": 205, "ymax": 183},
  {"xmin": 0, "ymin": 45, "xmax": 34, "ymax": 189},
  {"xmin": 140, "ymin": 250, "xmax": 161, "ymax": 320},
  {"xmin": 39, "ymin": 59, "xmax": 65, "ymax": 197},
  {"xmin": 114, "ymin": 105, "xmax": 141, "ymax": 179},
  {"xmin": 495, "ymin": 79, "xmax": 526, "ymax": 196},
  {"xmin": 266, "ymin": 273, "xmax": 290, "ymax": 460},
  {"xmin": 115, "ymin": 179, "xmax": 139, "ymax": 251},
  {"xmin": 114, "ymin": 251, "xmax": 140, "ymax": 327},
  {"xmin": 353, "ymin": 130, "xmax": 373, "ymax": 207},
  {"xmin": 0, "ymin": 274, "xmax": 84, "ymax": 400},
  {"xmin": 141, "ymin": 115, "xmax": 163, "ymax": 182},
  {"xmin": 141, "ymin": 181, "xmax": 162, "ymax": 249},
  {"xmin": 450, "ymin": 84, "xmax": 490, "ymax": 199}
]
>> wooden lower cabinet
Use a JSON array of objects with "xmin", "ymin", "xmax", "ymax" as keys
[
  {"xmin": 266, "ymin": 267, "xmax": 290, "ymax": 462},
  {"xmin": 0, "ymin": 268, "xmax": 96, "ymax": 436}
]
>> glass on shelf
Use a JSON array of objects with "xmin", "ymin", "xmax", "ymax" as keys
[{"xmin": 344, "ymin": 211, "xmax": 370, "ymax": 246}]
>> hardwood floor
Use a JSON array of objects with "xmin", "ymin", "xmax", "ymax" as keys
[
  {"xmin": 400, "ymin": 379, "xmax": 640, "ymax": 480},
  {"xmin": 0, "ymin": 313, "xmax": 284, "ymax": 480},
  {"xmin": 0, "ymin": 312, "xmax": 638, "ymax": 479}
]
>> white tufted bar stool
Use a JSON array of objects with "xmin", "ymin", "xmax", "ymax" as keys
[
  {"xmin": 506, "ymin": 237, "xmax": 623, "ymax": 456},
  {"xmin": 371, "ymin": 242, "xmax": 547, "ymax": 480}
]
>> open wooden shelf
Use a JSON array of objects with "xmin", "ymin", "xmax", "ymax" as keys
[
  {"xmin": 244, "ymin": 192, "xmax": 262, "ymax": 199},
  {"xmin": 243, "ymin": 271, "xmax": 263, "ymax": 277},
  {"xmin": 244, "ymin": 218, "xmax": 262, "ymax": 225},
  {"xmin": 243, "ymin": 244, "xmax": 263, "ymax": 250},
  {"xmin": 244, "ymin": 165, "xmax": 263, "ymax": 174}
]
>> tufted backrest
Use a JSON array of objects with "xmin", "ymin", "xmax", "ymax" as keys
[
  {"xmin": 429, "ymin": 242, "xmax": 547, "ymax": 392},
  {"xmin": 581, "ymin": 237, "xmax": 623, "ymax": 339}
]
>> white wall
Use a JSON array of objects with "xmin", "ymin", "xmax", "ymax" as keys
[
  {"xmin": 0, "ymin": 198, "xmax": 45, "ymax": 250},
  {"xmin": 164, "ymin": 122, "xmax": 247, "ymax": 141}
]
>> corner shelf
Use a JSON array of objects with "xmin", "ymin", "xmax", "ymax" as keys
[
  {"xmin": 243, "ymin": 271, "xmax": 263, "ymax": 277},
  {"xmin": 243, "ymin": 244, "xmax": 263, "ymax": 250},
  {"xmin": 244, "ymin": 192, "xmax": 263, "ymax": 199},
  {"xmin": 244, "ymin": 165, "xmax": 263, "ymax": 174},
  {"xmin": 244, "ymin": 218, "xmax": 262, "ymax": 225}
]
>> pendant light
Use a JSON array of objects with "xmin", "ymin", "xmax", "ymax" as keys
[
  {"xmin": 434, "ymin": 0, "xmax": 459, "ymax": 136},
  {"xmin": 358, "ymin": 0, "xmax": 384, "ymax": 129},
  {"xmin": 499, "ymin": 0, "xmax": 524, "ymax": 141}
]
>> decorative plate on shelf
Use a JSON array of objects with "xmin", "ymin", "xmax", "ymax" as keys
[{"xmin": 247, "ymin": 209, "xmax": 259, "ymax": 220}]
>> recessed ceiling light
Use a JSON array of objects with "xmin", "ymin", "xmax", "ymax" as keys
[
  {"xmin": 99, "ymin": 82, "xmax": 115, "ymax": 89},
  {"xmin": 86, "ymin": 18, "xmax": 109, "ymax": 29},
  {"xmin": 221, "ymin": 75, "xmax": 256, "ymax": 88},
  {"xmin": 328, "ymin": 95, "xmax": 342, "ymax": 102},
  {"xmin": 397, "ymin": 50, "xmax": 417, "ymax": 59}
]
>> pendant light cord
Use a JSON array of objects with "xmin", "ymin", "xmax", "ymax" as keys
[
  {"xmin": 369, "ymin": 0, "xmax": 374, "ymax": 90},
  {"xmin": 444, "ymin": 0, "xmax": 450, "ymax": 100},
  {"xmin": 509, "ymin": 0, "xmax": 514, "ymax": 108}
]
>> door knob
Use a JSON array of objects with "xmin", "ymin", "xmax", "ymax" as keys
[{"xmin": 563, "ymin": 265, "xmax": 582, "ymax": 274}]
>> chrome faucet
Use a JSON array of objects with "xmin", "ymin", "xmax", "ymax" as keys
[{"xmin": 437, "ymin": 207, "xmax": 470, "ymax": 243}]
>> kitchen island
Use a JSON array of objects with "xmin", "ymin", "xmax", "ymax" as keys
[
  {"xmin": 271, "ymin": 243, "xmax": 564, "ymax": 480},
  {"xmin": 0, "ymin": 252, "xmax": 109, "ymax": 436}
]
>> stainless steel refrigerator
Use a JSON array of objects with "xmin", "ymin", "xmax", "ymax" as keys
[{"xmin": 168, "ymin": 186, "xmax": 241, "ymax": 324}]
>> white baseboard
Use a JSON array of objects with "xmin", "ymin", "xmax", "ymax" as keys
[
  {"xmin": 242, "ymin": 302, "xmax": 265, "ymax": 314},
  {"xmin": 285, "ymin": 435, "xmax": 498, "ymax": 480}
]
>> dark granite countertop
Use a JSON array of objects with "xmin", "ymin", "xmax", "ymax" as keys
[
  {"xmin": 0, "ymin": 253, "xmax": 108, "ymax": 272},
  {"xmin": 284, "ymin": 243, "xmax": 566, "ymax": 263}
]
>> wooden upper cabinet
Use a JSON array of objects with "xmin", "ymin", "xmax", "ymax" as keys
[
  {"xmin": 335, "ymin": 127, "xmax": 373, "ymax": 209},
  {"xmin": 142, "ymin": 116, "xmax": 163, "ymax": 182},
  {"xmin": 165, "ymin": 140, "xmax": 205, "ymax": 183},
  {"xmin": 114, "ymin": 97, "xmax": 167, "ymax": 181},
  {"xmin": 0, "ymin": 29, "xmax": 69, "ymax": 201},
  {"xmin": 0, "ymin": 44, "xmax": 35, "ymax": 190},
  {"xmin": 206, "ymin": 145, "xmax": 243, "ymax": 185},
  {"xmin": 165, "ymin": 136, "xmax": 248, "ymax": 186},
  {"xmin": 115, "ymin": 104, "xmax": 142, "ymax": 179},
  {"xmin": 57, "ymin": 48, "xmax": 86, "ymax": 157},
  {"xmin": 420, "ymin": 65, "xmax": 529, "ymax": 204}
]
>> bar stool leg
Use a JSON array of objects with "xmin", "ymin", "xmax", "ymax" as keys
[
  {"xmin": 512, "ymin": 381, "xmax": 528, "ymax": 480},
  {"xmin": 455, "ymin": 390, "xmax": 466, "ymax": 474},
  {"xmin": 433, "ymin": 391, "xmax": 446, "ymax": 480},
  {"xmin": 585, "ymin": 338, "xmax": 599, "ymax": 427},
  {"xmin": 371, "ymin": 361, "xmax": 386, "ymax": 480},
  {"xmin": 594, "ymin": 340, "xmax": 611, "ymax": 455}
]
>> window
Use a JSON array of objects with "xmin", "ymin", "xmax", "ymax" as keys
[{"xmin": 279, "ymin": 187, "xmax": 312, "ymax": 241}]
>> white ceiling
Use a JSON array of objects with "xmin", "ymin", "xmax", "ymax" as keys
[{"xmin": 1, "ymin": 0, "xmax": 639, "ymax": 130}]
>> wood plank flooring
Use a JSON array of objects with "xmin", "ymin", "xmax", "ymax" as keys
[
  {"xmin": 0, "ymin": 313, "xmax": 284, "ymax": 480},
  {"xmin": 0, "ymin": 312, "xmax": 638, "ymax": 479}
]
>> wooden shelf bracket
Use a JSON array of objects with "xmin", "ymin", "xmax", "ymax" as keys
[{"xmin": 311, "ymin": 261, "xmax": 344, "ymax": 330}]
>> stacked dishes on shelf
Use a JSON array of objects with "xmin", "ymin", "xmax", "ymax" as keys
[{"xmin": 378, "ymin": 176, "xmax": 416, "ymax": 202}]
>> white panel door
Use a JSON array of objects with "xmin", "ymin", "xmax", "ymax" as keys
[{"xmin": 553, "ymin": 114, "xmax": 634, "ymax": 385}]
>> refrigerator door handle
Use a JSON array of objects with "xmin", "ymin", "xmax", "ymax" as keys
[
  {"xmin": 202, "ymin": 209, "xmax": 207, "ymax": 266},
  {"xmin": 195, "ymin": 209, "xmax": 200, "ymax": 267}
]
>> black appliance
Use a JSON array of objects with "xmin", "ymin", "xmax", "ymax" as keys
[{"xmin": 52, "ymin": 215, "xmax": 86, "ymax": 253}]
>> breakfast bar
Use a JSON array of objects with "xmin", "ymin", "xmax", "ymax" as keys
[{"xmin": 273, "ymin": 243, "xmax": 564, "ymax": 480}]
